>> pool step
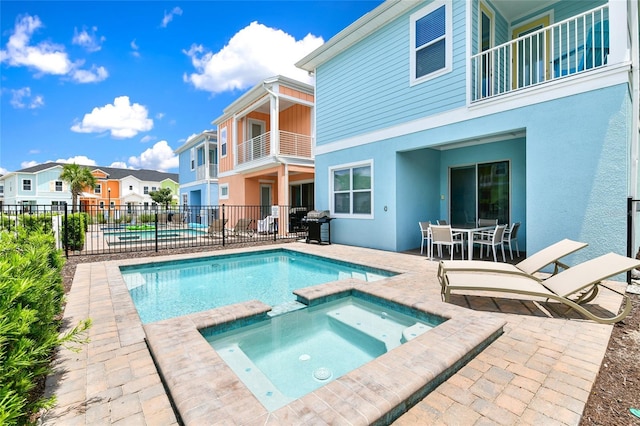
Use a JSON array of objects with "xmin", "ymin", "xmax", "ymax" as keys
[
  {"xmin": 401, "ymin": 322, "xmax": 431, "ymax": 342},
  {"xmin": 327, "ymin": 305, "xmax": 429, "ymax": 351}
]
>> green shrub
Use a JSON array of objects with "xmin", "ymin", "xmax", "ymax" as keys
[
  {"xmin": 139, "ymin": 213, "xmax": 155, "ymax": 224},
  {"xmin": 61, "ymin": 214, "xmax": 85, "ymax": 251},
  {"xmin": 0, "ymin": 229, "xmax": 90, "ymax": 424},
  {"xmin": 20, "ymin": 214, "xmax": 53, "ymax": 233},
  {"xmin": 80, "ymin": 213, "xmax": 89, "ymax": 232}
]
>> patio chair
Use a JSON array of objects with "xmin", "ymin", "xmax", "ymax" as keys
[
  {"xmin": 257, "ymin": 215, "xmax": 275, "ymax": 234},
  {"xmin": 208, "ymin": 218, "xmax": 228, "ymax": 237},
  {"xmin": 226, "ymin": 218, "xmax": 254, "ymax": 236},
  {"xmin": 436, "ymin": 219, "xmax": 448, "ymax": 225},
  {"xmin": 439, "ymin": 252, "xmax": 640, "ymax": 324},
  {"xmin": 437, "ymin": 238, "xmax": 588, "ymax": 282},
  {"xmin": 502, "ymin": 222, "xmax": 521, "ymax": 260},
  {"xmin": 472, "ymin": 224, "xmax": 507, "ymax": 262},
  {"xmin": 430, "ymin": 225, "xmax": 464, "ymax": 260},
  {"xmin": 477, "ymin": 218, "xmax": 498, "ymax": 227},
  {"xmin": 418, "ymin": 221, "xmax": 432, "ymax": 256}
]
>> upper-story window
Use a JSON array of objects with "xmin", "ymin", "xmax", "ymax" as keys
[
  {"xmin": 22, "ymin": 179, "xmax": 32, "ymax": 191},
  {"xmin": 55, "ymin": 181, "xmax": 63, "ymax": 192},
  {"xmin": 129, "ymin": 185, "xmax": 133, "ymax": 190},
  {"xmin": 330, "ymin": 160, "xmax": 373, "ymax": 218},
  {"xmin": 410, "ymin": 0, "xmax": 452, "ymax": 85},
  {"xmin": 143, "ymin": 186, "xmax": 149, "ymax": 194},
  {"xmin": 0, "ymin": 184, "xmax": 4, "ymax": 195},
  {"xmin": 95, "ymin": 184, "xmax": 102, "ymax": 194},
  {"xmin": 220, "ymin": 127, "xmax": 227, "ymax": 158},
  {"xmin": 151, "ymin": 186, "xmax": 157, "ymax": 191},
  {"xmin": 190, "ymin": 148, "xmax": 195, "ymax": 170}
]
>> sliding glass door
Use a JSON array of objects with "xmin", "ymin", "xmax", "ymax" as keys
[{"xmin": 450, "ymin": 161, "xmax": 510, "ymax": 227}]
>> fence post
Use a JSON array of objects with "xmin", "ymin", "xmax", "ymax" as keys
[
  {"xmin": 627, "ymin": 197, "xmax": 633, "ymax": 284},
  {"xmin": 155, "ymin": 212, "xmax": 159, "ymax": 252},
  {"xmin": 222, "ymin": 204, "xmax": 226, "ymax": 247},
  {"xmin": 64, "ymin": 202, "xmax": 69, "ymax": 258}
]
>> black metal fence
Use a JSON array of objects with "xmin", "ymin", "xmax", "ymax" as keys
[{"xmin": 0, "ymin": 204, "xmax": 310, "ymax": 257}]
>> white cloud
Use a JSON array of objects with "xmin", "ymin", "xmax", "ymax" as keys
[
  {"xmin": 109, "ymin": 161, "xmax": 132, "ymax": 169},
  {"xmin": 130, "ymin": 39, "xmax": 140, "ymax": 57},
  {"xmin": 183, "ymin": 21, "xmax": 322, "ymax": 93},
  {"xmin": 140, "ymin": 135, "xmax": 156, "ymax": 143},
  {"xmin": 29, "ymin": 149, "xmax": 40, "ymax": 154},
  {"xmin": 0, "ymin": 167, "xmax": 8, "ymax": 175},
  {"xmin": 55, "ymin": 155, "xmax": 97, "ymax": 166},
  {"xmin": 155, "ymin": 112, "xmax": 165, "ymax": 120},
  {"xmin": 161, "ymin": 7, "xmax": 183, "ymax": 28},
  {"xmin": 10, "ymin": 87, "xmax": 44, "ymax": 109},
  {"xmin": 21, "ymin": 160, "xmax": 39, "ymax": 168},
  {"xmin": 0, "ymin": 14, "xmax": 108, "ymax": 83},
  {"xmin": 72, "ymin": 26, "xmax": 105, "ymax": 52},
  {"xmin": 71, "ymin": 64, "xmax": 108, "ymax": 83},
  {"xmin": 71, "ymin": 96, "xmax": 153, "ymax": 138},
  {"xmin": 128, "ymin": 141, "xmax": 178, "ymax": 171}
]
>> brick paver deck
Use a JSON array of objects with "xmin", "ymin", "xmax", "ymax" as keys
[{"xmin": 41, "ymin": 242, "xmax": 626, "ymax": 425}]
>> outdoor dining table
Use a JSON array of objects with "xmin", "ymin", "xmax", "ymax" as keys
[{"xmin": 451, "ymin": 226, "xmax": 495, "ymax": 260}]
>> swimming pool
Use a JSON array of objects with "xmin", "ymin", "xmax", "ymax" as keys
[
  {"xmin": 104, "ymin": 228, "xmax": 207, "ymax": 245},
  {"xmin": 204, "ymin": 295, "xmax": 443, "ymax": 411},
  {"xmin": 121, "ymin": 249, "xmax": 397, "ymax": 323}
]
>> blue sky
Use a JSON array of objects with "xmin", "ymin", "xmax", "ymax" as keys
[{"xmin": 0, "ymin": 1, "xmax": 383, "ymax": 174}]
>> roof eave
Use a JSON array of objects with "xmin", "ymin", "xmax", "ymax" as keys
[{"xmin": 295, "ymin": 0, "xmax": 415, "ymax": 71}]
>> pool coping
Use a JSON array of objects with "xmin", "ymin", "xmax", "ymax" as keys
[{"xmin": 143, "ymin": 279, "xmax": 506, "ymax": 424}]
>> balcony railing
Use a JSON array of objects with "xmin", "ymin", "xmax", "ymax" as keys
[
  {"xmin": 471, "ymin": 5, "xmax": 609, "ymax": 102},
  {"xmin": 196, "ymin": 164, "xmax": 218, "ymax": 180},
  {"xmin": 237, "ymin": 131, "xmax": 313, "ymax": 165}
]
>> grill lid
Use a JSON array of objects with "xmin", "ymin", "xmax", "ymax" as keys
[{"xmin": 306, "ymin": 210, "xmax": 330, "ymax": 219}]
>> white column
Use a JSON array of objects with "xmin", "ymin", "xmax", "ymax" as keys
[
  {"xmin": 607, "ymin": 0, "xmax": 629, "ymax": 64},
  {"xmin": 270, "ymin": 92, "xmax": 279, "ymax": 156}
]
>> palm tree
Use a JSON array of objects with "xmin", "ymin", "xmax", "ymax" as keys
[{"xmin": 59, "ymin": 163, "xmax": 97, "ymax": 213}]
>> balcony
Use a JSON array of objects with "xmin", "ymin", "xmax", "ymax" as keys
[
  {"xmin": 471, "ymin": 5, "xmax": 609, "ymax": 102},
  {"xmin": 196, "ymin": 164, "xmax": 218, "ymax": 180},
  {"xmin": 237, "ymin": 130, "xmax": 313, "ymax": 165}
]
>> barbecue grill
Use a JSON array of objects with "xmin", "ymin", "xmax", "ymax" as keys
[{"xmin": 301, "ymin": 210, "xmax": 333, "ymax": 244}]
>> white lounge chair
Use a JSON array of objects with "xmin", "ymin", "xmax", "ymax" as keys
[{"xmin": 439, "ymin": 252, "xmax": 639, "ymax": 324}]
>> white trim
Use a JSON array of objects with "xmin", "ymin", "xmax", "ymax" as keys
[
  {"xmin": 409, "ymin": 0, "xmax": 453, "ymax": 86},
  {"xmin": 328, "ymin": 159, "xmax": 374, "ymax": 219},
  {"xmin": 317, "ymin": 65, "xmax": 629, "ymax": 156},
  {"xmin": 220, "ymin": 126, "xmax": 228, "ymax": 158},
  {"xmin": 219, "ymin": 183, "xmax": 229, "ymax": 200},
  {"xmin": 246, "ymin": 118, "xmax": 266, "ymax": 139}
]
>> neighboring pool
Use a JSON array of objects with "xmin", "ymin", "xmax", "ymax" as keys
[
  {"xmin": 203, "ymin": 295, "xmax": 444, "ymax": 411},
  {"xmin": 105, "ymin": 228, "xmax": 207, "ymax": 245},
  {"xmin": 121, "ymin": 249, "xmax": 397, "ymax": 323}
]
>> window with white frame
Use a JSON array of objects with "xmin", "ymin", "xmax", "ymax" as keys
[
  {"xmin": 95, "ymin": 184, "xmax": 102, "ymax": 194},
  {"xmin": 99, "ymin": 201, "xmax": 105, "ymax": 209},
  {"xmin": 220, "ymin": 183, "xmax": 229, "ymax": 199},
  {"xmin": 0, "ymin": 185, "xmax": 4, "ymax": 195},
  {"xmin": 410, "ymin": 0, "xmax": 452, "ymax": 85},
  {"xmin": 129, "ymin": 185, "xmax": 133, "ymax": 191},
  {"xmin": 143, "ymin": 186, "xmax": 149, "ymax": 194},
  {"xmin": 330, "ymin": 161, "xmax": 373, "ymax": 217},
  {"xmin": 190, "ymin": 148, "xmax": 195, "ymax": 170},
  {"xmin": 220, "ymin": 127, "xmax": 227, "ymax": 157},
  {"xmin": 22, "ymin": 179, "xmax": 32, "ymax": 191}
]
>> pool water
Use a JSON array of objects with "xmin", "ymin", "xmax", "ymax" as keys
[
  {"xmin": 204, "ymin": 296, "xmax": 441, "ymax": 411},
  {"xmin": 121, "ymin": 249, "xmax": 397, "ymax": 323},
  {"xmin": 105, "ymin": 228, "xmax": 207, "ymax": 242}
]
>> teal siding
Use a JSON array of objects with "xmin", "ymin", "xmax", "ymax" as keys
[{"xmin": 315, "ymin": 0, "xmax": 468, "ymax": 146}]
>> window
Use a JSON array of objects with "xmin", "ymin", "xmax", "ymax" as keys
[
  {"xmin": 0, "ymin": 185, "xmax": 4, "ymax": 195},
  {"xmin": 190, "ymin": 148, "xmax": 195, "ymax": 170},
  {"xmin": 22, "ymin": 179, "xmax": 32, "ymax": 191},
  {"xmin": 220, "ymin": 183, "xmax": 229, "ymax": 199},
  {"xmin": 99, "ymin": 201, "xmax": 105, "ymax": 209},
  {"xmin": 129, "ymin": 185, "xmax": 133, "ymax": 190},
  {"xmin": 95, "ymin": 184, "xmax": 102, "ymax": 194},
  {"xmin": 330, "ymin": 161, "xmax": 373, "ymax": 217},
  {"xmin": 197, "ymin": 146, "xmax": 205, "ymax": 167},
  {"xmin": 143, "ymin": 186, "xmax": 149, "ymax": 194},
  {"xmin": 151, "ymin": 186, "xmax": 157, "ymax": 191},
  {"xmin": 51, "ymin": 201, "xmax": 61, "ymax": 211},
  {"xmin": 54, "ymin": 181, "xmax": 63, "ymax": 192},
  {"xmin": 220, "ymin": 127, "xmax": 227, "ymax": 157},
  {"xmin": 410, "ymin": 0, "xmax": 452, "ymax": 85}
]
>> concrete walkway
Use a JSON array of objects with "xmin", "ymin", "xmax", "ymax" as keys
[{"xmin": 41, "ymin": 242, "xmax": 625, "ymax": 425}]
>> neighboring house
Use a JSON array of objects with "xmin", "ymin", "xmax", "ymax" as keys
[
  {"xmin": 296, "ymin": 0, "xmax": 639, "ymax": 261},
  {"xmin": 211, "ymin": 75, "xmax": 315, "ymax": 222},
  {"xmin": 0, "ymin": 162, "xmax": 179, "ymax": 213},
  {"xmin": 174, "ymin": 130, "xmax": 218, "ymax": 206},
  {"xmin": 0, "ymin": 163, "xmax": 71, "ymax": 211}
]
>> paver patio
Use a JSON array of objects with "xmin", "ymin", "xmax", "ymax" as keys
[{"xmin": 41, "ymin": 242, "xmax": 625, "ymax": 425}]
